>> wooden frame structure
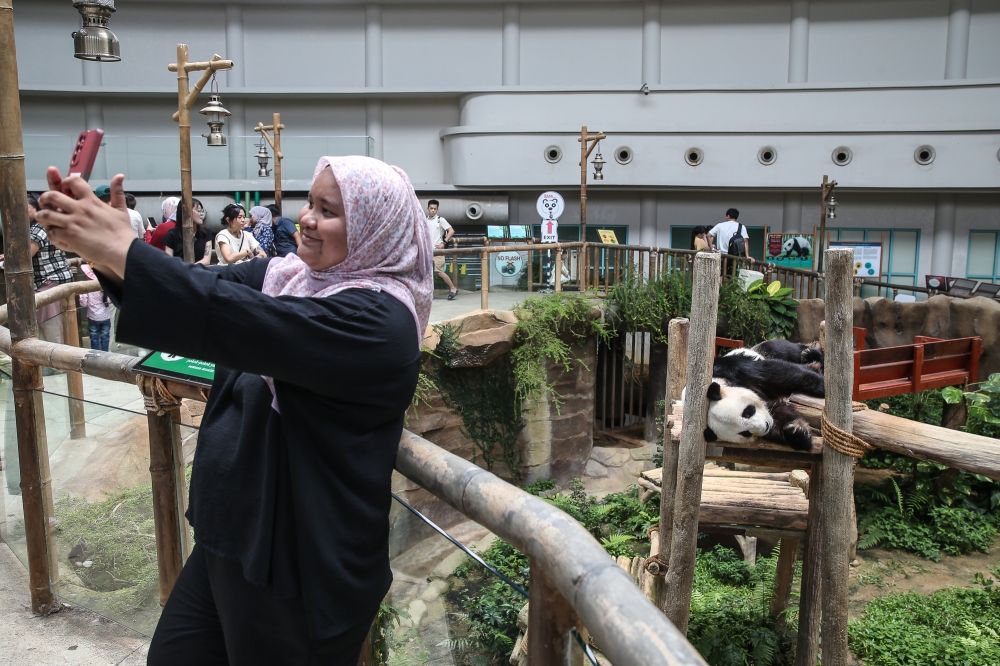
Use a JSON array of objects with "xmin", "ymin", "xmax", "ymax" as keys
[{"xmin": 852, "ymin": 335, "xmax": 982, "ymax": 401}]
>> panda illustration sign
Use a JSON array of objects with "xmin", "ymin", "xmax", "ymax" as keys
[
  {"xmin": 537, "ymin": 191, "xmax": 564, "ymax": 244},
  {"xmin": 767, "ymin": 233, "xmax": 814, "ymax": 270}
]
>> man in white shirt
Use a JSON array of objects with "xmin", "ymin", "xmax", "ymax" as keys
[
  {"xmin": 124, "ymin": 193, "xmax": 147, "ymax": 240},
  {"xmin": 426, "ymin": 199, "xmax": 458, "ymax": 300},
  {"xmin": 708, "ymin": 208, "xmax": 754, "ymax": 263}
]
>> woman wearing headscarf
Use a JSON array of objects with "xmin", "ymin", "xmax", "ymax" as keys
[
  {"xmin": 249, "ymin": 205, "xmax": 275, "ymax": 257},
  {"xmin": 34, "ymin": 156, "xmax": 432, "ymax": 665},
  {"xmin": 148, "ymin": 196, "xmax": 180, "ymax": 249}
]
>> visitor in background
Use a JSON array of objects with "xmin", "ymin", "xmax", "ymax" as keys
[
  {"xmin": 0, "ymin": 193, "xmax": 75, "ymax": 344},
  {"xmin": 123, "ymin": 192, "xmax": 145, "ymax": 240},
  {"xmin": 163, "ymin": 198, "xmax": 212, "ymax": 265},
  {"xmin": 426, "ymin": 199, "xmax": 457, "ymax": 300},
  {"xmin": 149, "ymin": 196, "xmax": 180, "ymax": 250},
  {"xmin": 216, "ymin": 203, "xmax": 267, "ymax": 265},
  {"xmin": 250, "ymin": 205, "xmax": 275, "ymax": 257},
  {"xmin": 692, "ymin": 225, "xmax": 709, "ymax": 251},
  {"xmin": 267, "ymin": 203, "xmax": 301, "ymax": 257},
  {"xmin": 77, "ymin": 263, "xmax": 112, "ymax": 351},
  {"xmin": 708, "ymin": 208, "xmax": 754, "ymax": 263},
  {"xmin": 35, "ymin": 154, "xmax": 429, "ymax": 665}
]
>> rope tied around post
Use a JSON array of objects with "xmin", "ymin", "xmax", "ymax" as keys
[
  {"xmin": 136, "ymin": 375, "xmax": 184, "ymax": 415},
  {"xmin": 821, "ymin": 402, "xmax": 873, "ymax": 458},
  {"xmin": 642, "ymin": 555, "xmax": 669, "ymax": 578}
]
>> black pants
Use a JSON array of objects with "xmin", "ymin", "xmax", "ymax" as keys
[{"xmin": 148, "ymin": 545, "xmax": 371, "ymax": 666}]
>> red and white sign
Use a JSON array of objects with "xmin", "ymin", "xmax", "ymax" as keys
[{"xmin": 540, "ymin": 219, "xmax": 559, "ymax": 244}]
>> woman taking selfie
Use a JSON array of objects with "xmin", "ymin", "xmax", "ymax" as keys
[
  {"xmin": 35, "ymin": 156, "xmax": 432, "ymax": 665},
  {"xmin": 215, "ymin": 203, "xmax": 268, "ymax": 265}
]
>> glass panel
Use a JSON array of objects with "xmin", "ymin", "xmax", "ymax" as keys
[
  {"xmin": 671, "ymin": 226, "xmax": 694, "ymax": 250},
  {"xmin": 968, "ymin": 232, "xmax": 998, "ymax": 278},
  {"xmin": 890, "ymin": 231, "xmax": 918, "ymax": 275},
  {"xmin": 839, "ymin": 229, "xmax": 866, "ymax": 242}
]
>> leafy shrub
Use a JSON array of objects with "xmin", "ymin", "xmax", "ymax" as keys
[
  {"xmin": 863, "ymin": 388, "xmax": 945, "ymax": 427},
  {"xmin": 719, "ymin": 277, "xmax": 770, "ymax": 346},
  {"xmin": 605, "ymin": 268, "xmax": 692, "ymax": 343},
  {"xmin": 849, "ymin": 571, "xmax": 1000, "ymax": 666},
  {"xmin": 746, "ymin": 279, "xmax": 799, "ymax": 340},
  {"xmin": 943, "ymin": 372, "xmax": 1000, "ymax": 439}
]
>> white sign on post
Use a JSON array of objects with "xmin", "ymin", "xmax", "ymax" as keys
[
  {"xmin": 495, "ymin": 251, "xmax": 526, "ymax": 276},
  {"xmin": 537, "ymin": 191, "xmax": 564, "ymax": 244}
]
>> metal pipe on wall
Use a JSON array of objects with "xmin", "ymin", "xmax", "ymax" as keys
[
  {"xmin": 502, "ymin": 3, "xmax": 520, "ymax": 86},
  {"xmin": 788, "ymin": 0, "xmax": 810, "ymax": 84},
  {"xmin": 944, "ymin": 0, "xmax": 971, "ymax": 80},
  {"xmin": 0, "ymin": 0, "xmax": 59, "ymax": 614},
  {"xmin": 641, "ymin": 1, "xmax": 661, "ymax": 86}
]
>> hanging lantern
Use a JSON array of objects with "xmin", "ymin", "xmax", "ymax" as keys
[
  {"xmin": 199, "ymin": 77, "xmax": 231, "ymax": 147},
  {"xmin": 72, "ymin": 0, "xmax": 121, "ymax": 62},
  {"xmin": 591, "ymin": 147, "xmax": 606, "ymax": 181},
  {"xmin": 255, "ymin": 139, "xmax": 271, "ymax": 177},
  {"xmin": 826, "ymin": 193, "xmax": 838, "ymax": 219}
]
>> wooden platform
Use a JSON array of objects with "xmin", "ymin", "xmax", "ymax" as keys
[{"xmin": 643, "ymin": 465, "xmax": 810, "ymax": 532}]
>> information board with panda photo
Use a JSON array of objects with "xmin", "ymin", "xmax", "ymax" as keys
[{"xmin": 765, "ymin": 233, "xmax": 814, "ymax": 270}]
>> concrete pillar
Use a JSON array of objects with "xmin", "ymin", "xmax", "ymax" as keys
[
  {"xmin": 640, "ymin": 192, "xmax": 657, "ymax": 247},
  {"xmin": 944, "ymin": 0, "xmax": 971, "ymax": 80},
  {"xmin": 931, "ymin": 194, "xmax": 957, "ymax": 277},
  {"xmin": 788, "ymin": 0, "xmax": 809, "ymax": 84},
  {"xmin": 642, "ymin": 1, "xmax": 661, "ymax": 86},
  {"xmin": 225, "ymin": 4, "xmax": 247, "ymax": 180},
  {"xmin": 502, "ymin": 4, "xmax": 520, "ymax": 86},
  {"xmin": 366, "ymin": 4, "xmax": 383, "ymax": 160},
  {"xmin": 81, "ymin": 61, "xmax": 106, "ymax": 179},
  {"xmin": 782, "ymin": 193, "xmax": 802, "ymax": 233}
]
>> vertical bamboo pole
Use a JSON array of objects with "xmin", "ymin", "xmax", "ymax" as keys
[
  {"xmin": 528, "ymin": 558, "xmax": 583, "ymax": 666},
  {"xmin": 795, "ymin": 462, "xmax": 824, "ymax": 666},
  {"xmin": 663, "ymin": 252, "xmax": 721, "ymax": 634},
  {"xmin": 272, "ymin": 112, "xmax": 283, "ymax": 213},
  {"xmin": 580, "ymin": 126, "xmax": 588, "ymax": 244},
  {"xmin": 0, "ymin": 0, "xmax": 59, "ymax": 614},
  {"xmin": 656, "ymin": 317, "xmax": 688, "ymax": 610},
  {"xmin": 176, "ymin": 45, "xmax": 195, "ymax": 263},
  {"xmin": 60, "ymin": 297, "xmax": 86, "ymax": 439},
  {"xmin": 769, "ymin": 536, "xmax": 801, "ymax": 626},
  {"xmin": 481, "ymin": 250, "xmax": 489, "ymax": 310},
  {"xmin": 554, "ymin": 248, "xmax": 562, "ymax": 293},
  {"xmin": 147, "ymin": 407, "xmax": 185, "ymax": 605},
  {"xmin": 820, "ymin": 247, "xmax": 856, "ymax": 665},
  {"xmin": 527, "ymin": 247, "xmax": 532, "ymax": 293}
]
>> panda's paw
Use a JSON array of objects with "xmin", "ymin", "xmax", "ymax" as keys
[{"xmin": 782, "ymin": 422, "xmax": 814, "ymax": 451}]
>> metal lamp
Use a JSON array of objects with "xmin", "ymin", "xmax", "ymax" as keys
[
  {"xmin": 72, "ymin": 0, "xmax": 121, "ymax": 62},
  {"xmin": 826, "ymin": 193, "xmax": 838, "ymax": 219},
  {"xmin": 591, "ymin": 147, "xmax": 606, "ymax": 181},
  {"xmin": 199, "ymin": 76, "xmax": 231, "ymax": 147},
  {"xmin": 255, "ymin": 139, "xmax": 271, "ymax": 177}
]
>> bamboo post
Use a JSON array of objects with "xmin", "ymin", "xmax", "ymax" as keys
[
  {"xmin": 817, "ymin": 177, "xmax": 836, "ymax": 275},
  {"xmin": 0, "ymin": 0, "xmax": 59, "ymax": 614},
  {"xmin": 554, "ymin": 248, "xmax": 563, "ymax": 293},
  {"xmin": 577, "ymin": 126, "xmax": 605, "ymax": 245},
  {"xmin": 769, "ymin": 536, "xmax": 801, "ymax": 627},
  {"xmin": 528, "ymin": 558, "xmax": 584, "ymax": 666},
  {"xmin": 527, "ymin": 247, "xmax": 533, "ymax": 293},
  {"xmin": 59, "ymin": 297, "xmax": 86, "ymax": 439},
  {"xmin": 147, "ymin": 406, "xmax": 186, "ymax": 605},
  {"xmin": 481, "ymin": 250, "xmax": 489, "ymax": 310},
  {"xmin": 663, "ymin": 252, "xmax": 721, "ymax": 633},
  {"xmin": 819, "ymin": 247, "xmax": 855, "ymax": 664},
  {"xmin": 795, "ymin": 462, "xmax": 824, "ymax": 666},
  {"xmin": 254, "ymin": 113, "xmax": 285, "ymax": 212}
]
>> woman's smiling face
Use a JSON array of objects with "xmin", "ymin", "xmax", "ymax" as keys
[{"xmin": 298, "ymin": 167, "xmax": 348, "ymax": 271}]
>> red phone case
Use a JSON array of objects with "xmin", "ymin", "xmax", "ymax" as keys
[{"xmin": 68, "ymin": 129, "xmax": 105, "ymax": 181}]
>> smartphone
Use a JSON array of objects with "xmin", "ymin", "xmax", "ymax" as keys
[{"xmin": 68, "ymin": 129, "xmax": 104, "ymax": 181}]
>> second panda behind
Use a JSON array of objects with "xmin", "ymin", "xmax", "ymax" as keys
[{"xmin": 704, "ymin": 344, "xmax": 825, "ymax": 451}]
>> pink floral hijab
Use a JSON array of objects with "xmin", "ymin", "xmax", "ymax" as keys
[{"xmin": 261, "ymin": 156, "xmax": 433, "ymax": 343}]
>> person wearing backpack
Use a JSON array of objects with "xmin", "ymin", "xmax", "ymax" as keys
[{"xmin": 708, "ymin": 208, "xmax": 754, "ymax": 263}]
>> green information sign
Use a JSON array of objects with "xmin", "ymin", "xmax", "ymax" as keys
[{"xmin": 137, "ymin": 351, "xmax": 215, "ymax": 386}]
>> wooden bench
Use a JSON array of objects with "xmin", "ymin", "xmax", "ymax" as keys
[{"xmin": 853, "ymin": 335, "xmax": 982, "ymax": 401}]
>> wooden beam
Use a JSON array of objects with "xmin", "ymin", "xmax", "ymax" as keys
[{"xmin": 790, "ymin": 394, "xmax": 1000, "ymax": 481}]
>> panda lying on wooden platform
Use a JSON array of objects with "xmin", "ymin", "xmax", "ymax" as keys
[{"xmin": 702, "ymin": 340, "xmax": 825, "ymax": 451}]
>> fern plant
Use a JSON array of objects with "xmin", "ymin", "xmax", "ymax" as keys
[{"xmin": 600, "ymin": 532, "xmax": 635, "ymax": 557}]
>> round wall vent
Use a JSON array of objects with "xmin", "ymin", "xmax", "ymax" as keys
[
  {"xmin": 757, "ymin": 146, "xmax": 777, "ymax": 166},
  {"xmin": 914, "ymin": 145, "xmax": 935, "ymax": 165},
  {"xmin": 544, "ymin": 145, "xmax": 562, "ymax": 164},
  {"xmin": 465, "ymin": 202, "xmax": 484, "ymax": 220},
  {"xmin": 615, "ymin": 146, "xmax": 633, "ymax": 165},
  {"xmin": 832, "ymin": 146, "xmax": 853, "ymax": 166},
  {"xmin": 685, "ymin": 147, "xmax": 704, "ymax": 166}
]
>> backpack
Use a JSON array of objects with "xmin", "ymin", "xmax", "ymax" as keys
[{"xmin": 727, "ymin": 223, "xmax": 746, "ymax": 256}]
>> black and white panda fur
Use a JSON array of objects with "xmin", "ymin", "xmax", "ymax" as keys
[
  {"xmin": 702, "ymin": 346, "xmax": 825, "ymax": 451},
  {"xmin": 752, "ymin": 339, "xmax": 824, "ymax": 373}
]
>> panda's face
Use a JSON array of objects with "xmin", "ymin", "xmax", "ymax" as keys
[{"xmin": 704, "ymin": 379, "xmax": 772, "ymax": 443}]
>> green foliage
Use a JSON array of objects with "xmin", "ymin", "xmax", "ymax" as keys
[
  {"xmin": 746, "ymin": 279, "xmax": 799, "ymax": 340},
  {"xmin": 943, "ymin": 372, "xmax": 1000, "ymax": 438},
  {"xmin": 605, "ymin": 268, "xmax": 692, "ymax": 343},
  {"xmin": 511, "ymin": 293, "xmax": 606, "ymax": 407},
  {"xmin": 54, "ymin": 484, "xmax": 159, "ymax": 614},
  {"xmin": 863, "ymin": 388, "xmax": 945, "ymax": 427},
  {"xmin": 688, "ymin": 544, "xmax": 793, "ymax": 666},
  {"xmin": 405, "ymin": 370, "xmax": 437, "ymax": 427},
  {"xmin": 369, "ymin": 602, "xmax": 410, "ymax": 666},
  {"xmin": 521, "ymin": 477, "xmax": 556, "ymax": 496},
  {"xmin": 849, "ymin": 571, "xmax": 1000, "ymax": 666},
  {"xmin": 432, "ymin": 325, "xmax": 525, "ymax": 480},
  {"xmin": 541, "ymin": 481, "xmax": 658, "ymax": 545},
  {"xmin": 718, "ymin": 277, "xmax": 771, "ymax": 346},
  {"xmin": 600, "ymin": 533, "xmax": 636, "ymax": 557}
]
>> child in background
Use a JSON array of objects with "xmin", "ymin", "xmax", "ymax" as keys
[{"xmin": 78, "ymin": 263, "xmax": 113, "ymax": 351}]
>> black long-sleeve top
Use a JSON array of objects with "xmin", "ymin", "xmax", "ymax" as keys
[{"xmin": 103, "ymin": 241, "xmax": 420, "ymax": 639}]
